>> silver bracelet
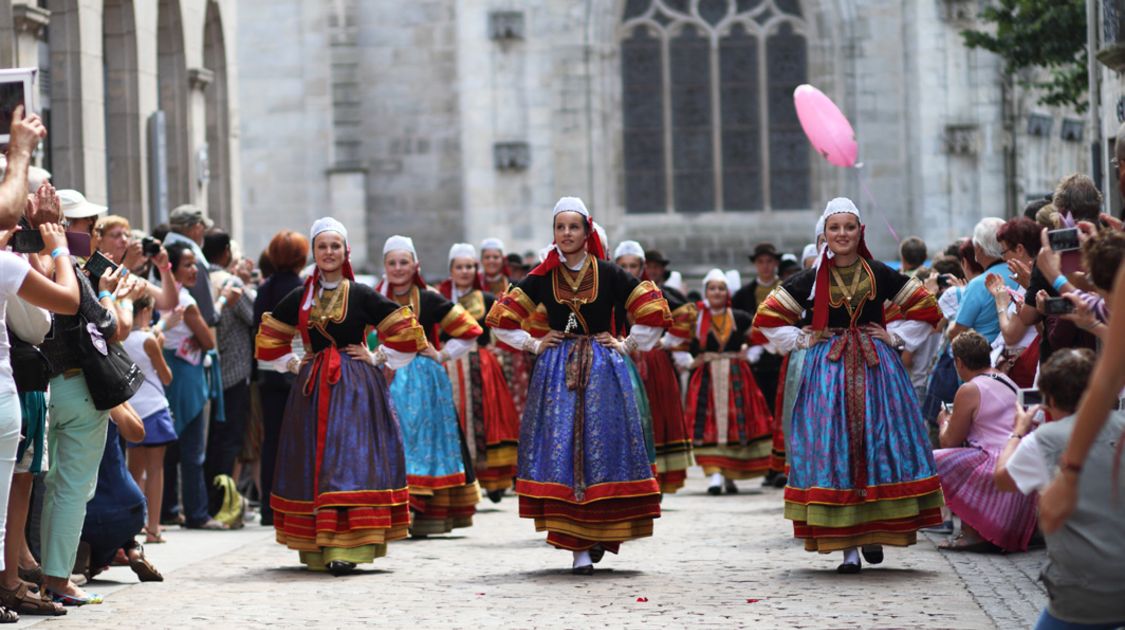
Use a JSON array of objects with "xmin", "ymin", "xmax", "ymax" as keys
[{"xmin": 623, "ymin": 337, "xmax": 639, "ymax": 354}]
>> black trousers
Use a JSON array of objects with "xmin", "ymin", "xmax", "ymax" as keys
[
  {"xmin": 205, "ymin": 378, "xmax": 251, "ymax": 483},
  {"xmin": 257, "ymin": 371, "xmax": 294, "ymax": 523},
  {"xmin": 750, "ymin": 352, "xmax": 783, "ymax": 417}
]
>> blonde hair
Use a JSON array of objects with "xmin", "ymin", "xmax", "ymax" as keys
[{"xmin": 94, "ymin": 214, "xmax": 131, "ymax": 237}]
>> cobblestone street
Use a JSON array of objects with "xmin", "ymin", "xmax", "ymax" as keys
[{"xmin": 20, "ymin": 472, "xmax": 1046, "ymax": 629}]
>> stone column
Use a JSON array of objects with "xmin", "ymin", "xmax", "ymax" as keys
[
  {"xmin": 12, "ymin": 3, "xmax": 49, "ymax": 68},
  {"xmin": 187, "ymin": 65, "xmax": 211, "ymax": 211},
  {"xmin": 48, "ymin": 0, "xmax": 107, "ymax": 202}
]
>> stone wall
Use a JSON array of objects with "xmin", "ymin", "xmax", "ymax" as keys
[
  {"xmin": 0, "ymin": 0, "xmax": 240, "ymax": 233},
  {"xmin": 235, "ymin": 0, "xmax": 1089, "ymax": 279}
]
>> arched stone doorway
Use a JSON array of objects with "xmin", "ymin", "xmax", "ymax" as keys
[
  {"xmin": 157, "ymin": 0, "xmax": 190, "ymax": 213},
  {"xmin": 103, "ymin": 0, "xmax": 144, "ymax": 226},
  {"xmin": 203, "ymin": 1, "xmax": 231, "ymax": 230}
]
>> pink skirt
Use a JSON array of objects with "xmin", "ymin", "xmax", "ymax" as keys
[{"xmin": 934, "ymin": 446, "xmax": 1038, "ymax": 551}]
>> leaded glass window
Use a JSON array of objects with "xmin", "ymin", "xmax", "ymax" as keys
[{"xmin": 621, "ymin": 0, "xmax": 810, "ymax": 213}]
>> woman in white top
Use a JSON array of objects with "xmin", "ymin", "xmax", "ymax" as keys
[
  {"xmin": 123, "ymin": 294, "xmax": 175, "ymax": 543},
  {"xmin": 159, "ymin": 242, "xmax": 220, "ymax": 530},
  {"xmin": 0, "ymin": 223, "xmax": 80, "ymax": 621}
]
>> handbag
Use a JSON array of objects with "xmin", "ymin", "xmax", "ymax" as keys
[
  {"xmin": 73, "ymin": 318, "xmax": 143, "ymax": 410},
  {"xmin": 65, "ymin": 271, "xmax": 144, "ymax": 410},
  {"xmin": 8, "ymin": 333, "xmax": 51, "ymax": 393}
]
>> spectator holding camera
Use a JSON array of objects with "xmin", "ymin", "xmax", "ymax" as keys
[
  {"xmin": 994, "ymin": 348, "xmax": 1125, "ymax": 629},
  {"xmin": 933, "ymin": 331, "xmax": 1034, "ymax": 552},
  {"xmin": 1018, "ymin": 174, "xmax": 1103, "ymax": 364},
  {"xmin": 1050, "ymin": 229, "xmax": 1125, "ymax": 343},
  {"xmin": 92, "ymin": 215, "xmax": 179, "ymax": 311},
  {"xmin": 0, "ymin": 106, "xmax": 46, "ymax": 228},
  {"xmin": 0, "ymin": 184, "xmax": 80, "ymax": 616}
]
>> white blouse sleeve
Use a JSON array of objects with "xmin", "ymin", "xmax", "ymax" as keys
[
  {"xmin": 493, "ymin": 327, "xmax": 534, "ymax": 353},
  {"xmin": 381, "ymin": 346, "xmax": 415, "ymax": 370},
  {"xmin": 887, "ymin": 319, "xmax": 934, "ymax": 352},
  {"xmin": 441, "ymin": 337, "xmax": 477, "ymax": 361},
  {"xmin": 626, "ymin": 324, "xmax": 663, "ymax": 352},
  {"xmin": 760, "ymin": 325, "xmax": 803, "ymax": 354}
]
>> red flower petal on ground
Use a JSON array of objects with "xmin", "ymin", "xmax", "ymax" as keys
[
  {"xmin": 636, "ymin": 597, "xmax": 649, "ymax": 603},
  {"xmin": 746, "ymin": 599, "xmax": 761, "ymax": 604}
]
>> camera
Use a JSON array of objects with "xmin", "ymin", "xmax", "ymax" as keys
[
  {"xmin": 1046, "ymin": 227, "xmax": 1080, "ymax": 252},
  {"xmin": 141, "ymin": 236, "xmax": 161, "ymax": 257},
  {"xmin": 1018, "ymin": 388, "xmax": 1042, "ymax": 407},
  {"xmin": 937, "ymin": 274, "xmax": 952, "ymax": 290},
  {"xmin": 1042, "ymin": 297, "xmax": 1075, "ymax": 316}
]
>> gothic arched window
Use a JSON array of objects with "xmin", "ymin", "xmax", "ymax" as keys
[{"xmin": 621, "ymin": 0, "xmax": 810, "ymax": 214}]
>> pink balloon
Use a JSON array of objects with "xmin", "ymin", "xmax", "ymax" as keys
[{"xmin": 793, "ymin": 84, "xmax": 858, "ymax": 168}]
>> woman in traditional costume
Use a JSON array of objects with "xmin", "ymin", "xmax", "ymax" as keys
[
  {"xmin": 438, "ymin": 243, "xmax": 521, "ymax": 503},
  {"xmin": 478, "ymin": 237, "xmax": 511, "ymax": 297},
  {"xmin": 479, "ymin": 238, "xmax": 536, "ymax": 420},
  {"xmin": 378, "ymin": 236, "xmax": 483, "ymax": 536},
  {"xmin": 613, "ymin": 240, "xmax": 693, "ymax": 493},
  {"xmin": 486, "ymin": 197, "xmax": 671, "ymax": 574},
  {"xmin": 254, "ymin": 218, "xmax": 427, "ymax": 575},
  {"xmin": 754, "ymin": 198, "xmax": 944, "ymax": 573},
  {"xmin": 672, "ymin": 270, "xmax": 774, "ymax": 495}
]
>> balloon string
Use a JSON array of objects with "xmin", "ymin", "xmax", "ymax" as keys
[{"xmin": 855, "ymin": 166, "xmax": 900, "ymax": 243}]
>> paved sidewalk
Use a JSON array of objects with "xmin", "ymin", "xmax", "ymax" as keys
[{"xmin": 19, "ymin": 472, "xmax": 1047, "ymax": 629}]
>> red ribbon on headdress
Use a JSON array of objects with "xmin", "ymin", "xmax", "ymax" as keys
[
  {"xmin": 811, "ymin": 224, "xmax": 874, "ymax": 331},
  {"xmin": 528, "ymin": 215, "xmax": 605, "ymax": 277}
]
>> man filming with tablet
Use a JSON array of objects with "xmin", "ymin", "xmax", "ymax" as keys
[{"xmin": 0, "ymin": 105, "xmax": 47, "ymax": 228}]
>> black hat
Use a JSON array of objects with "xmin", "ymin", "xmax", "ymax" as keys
[
  {"xmin": 646, "ymin": 249, "xmax": 671, "ymax": 266},
  {"xmin": 749, "ymin": 242, "xmax": 781, "ymax": 262},
  {"xmin": 506, "ymin": 252, "xmax": 529, "ymax": 270}
]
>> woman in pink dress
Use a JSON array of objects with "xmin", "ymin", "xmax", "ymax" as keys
[{"xmin": 933, "ymin": 330, "xmax": 1037, "ymax": 552}]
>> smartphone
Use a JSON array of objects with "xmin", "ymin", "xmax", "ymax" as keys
[
  {"xmin": 9, "ymin": 229, "xmax": 91, "ymax": 257},
  {"xmin": 8, "ymin": 229, "xmax": 44, "ymax": 253},
  {"xmin": 940, "ymin": 402, "xmax": 953, "ymax": 415},
  {"xmin": 1043, "ymin": 297, "xmax": 1075, "ymax": 315},
  {"xmin": 1018, "ymin": 388, "xmax": 1042, "ymax": 407},
  {"xmin": 937, "ymin": 274, "xmax": 952, "ymax": 290},
  {"xmin": 83, "ymin": 250, "xmax": 118, "ymax": 283},
  {"xmin": 1047, "ymin": 228, "xmax": 1080, "ymax": 252}
]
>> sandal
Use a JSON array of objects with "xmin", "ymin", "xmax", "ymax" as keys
[
  {"xmin": 128, "ymin": 547, "xmax": 164, "ymax": 583},
  {"xmin": 0, "ymin": 582, "xmax": 66, "ymax": 616},
  {"xmin": 0, "ymin": 604, "xmax": 17, "ymax": 624},
  {"xmin": 143, "ymin": 527, "xmax": 166, "ymax": 544}
]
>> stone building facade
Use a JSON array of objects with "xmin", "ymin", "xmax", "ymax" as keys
[
  {"xmin": 1, "ymin": 0, "xmax": 239, "ymax": 234},
  {"xmin": 238, "ymin": 0, "xmax": 1088, "ymax": 278}
]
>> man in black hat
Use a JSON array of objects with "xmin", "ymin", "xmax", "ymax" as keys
[
  {"xmin": 507, "ymin": 252, "xmax": 530, "ymax": 284},
  {"xmin": 644, "ymin": 249, "xmax": 687, "ymax": 304},
  {"xmin": 731, "ymin": 245, "xmax": 783, "ymax": 405},
  {"xmin": 731, "ymin": 243, "xmax": 780, "ymax": 318}
]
